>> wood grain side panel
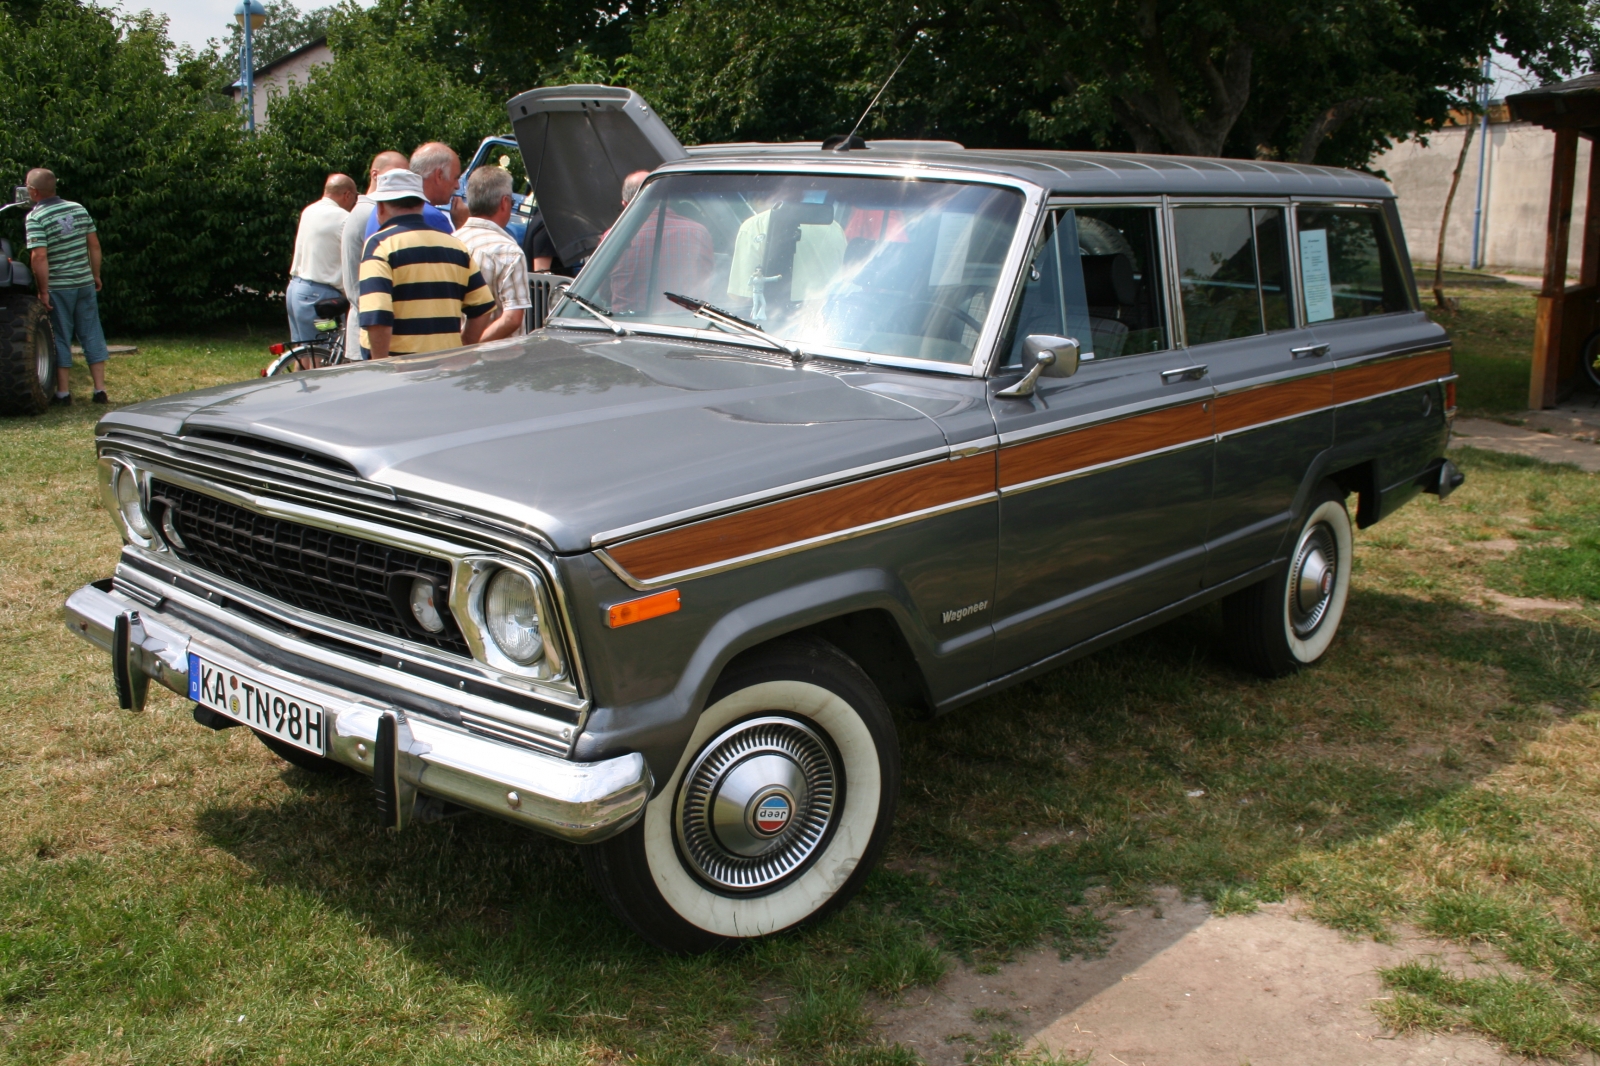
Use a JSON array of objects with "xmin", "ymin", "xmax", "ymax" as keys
[
  {"xmin": 999, "ymin": 401, "xmax": 1212, "ymax": 490},
  {"xmin": 1331, "ymin": 349, "xmax": 1452, "ymax": 405},
  {"xmin": 606, "ymin": 454, "xmax": 997, "ymax": 581},
  {"xmin": 1213, "ymin": 373, "xmax": 1334, "ymax": 435}
]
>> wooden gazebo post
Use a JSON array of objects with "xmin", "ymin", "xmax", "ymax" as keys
[{"xmin": 1507, "ymin": 75, "xmax": 1600, "ymax": 409}]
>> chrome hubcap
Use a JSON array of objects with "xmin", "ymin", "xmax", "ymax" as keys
[
  {"xmin": 675, "ymin": 715, "xmax": 839, "ymax": 892},
  {"xmin": 1290, "ymin": 522, "xmax": 1338, "ymax": 636}
]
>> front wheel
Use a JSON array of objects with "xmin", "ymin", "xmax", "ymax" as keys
[
  {"xmin": 582, "ymin": 637, "xmax": 900, "ymax": 953},
  {"xmin": 1222, "ymin": 482, "xmax": 1353, "ymax": 678}
]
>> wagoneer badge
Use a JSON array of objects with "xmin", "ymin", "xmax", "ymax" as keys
[{"xmin": 942, "ymin": 600, "xmax": 989, "ymax": 624}]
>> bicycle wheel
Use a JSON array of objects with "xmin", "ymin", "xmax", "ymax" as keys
[
  {"xmin": 1583, "ymin": 330, "xmax": 1600, "ymax": 393},
  {"xmin": 266, "ymin": 344, "xmax": 329, "ymax": 375}
]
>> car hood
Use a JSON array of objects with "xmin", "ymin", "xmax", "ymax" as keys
[{"xmin": 103, "ymin": 332, "xmax": 954, "ymax": 553}]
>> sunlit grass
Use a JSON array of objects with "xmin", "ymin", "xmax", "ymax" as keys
[{"xmin": 3, "ymin": 328, "xmax": 1599, "ymax": 1062}]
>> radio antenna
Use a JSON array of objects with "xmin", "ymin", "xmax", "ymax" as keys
[{"xmin": 842, "ymin": 46, "xmax": 916, "ymax": 146}]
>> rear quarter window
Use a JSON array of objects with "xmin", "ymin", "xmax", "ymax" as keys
[{"xmin": 1295, "ymin": 206, "xmax": 1412, "ymax": 321}]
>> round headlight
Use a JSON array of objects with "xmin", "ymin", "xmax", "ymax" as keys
[
  {"xmin": 484, "ymin": 568, "xmax": 542, "ymax": 664},
  {"xmin": 115, "ymin": 466, "xmax": 154, "ymax": 540},
  {"xmin": 408, "ymin": 576, "xmax": 446, "ymax": 634}
]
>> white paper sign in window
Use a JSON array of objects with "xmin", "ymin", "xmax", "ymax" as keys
[
  {"xmin": 930, "ymin": 212, "xmax": 975, "ymax": 287},
  {"xmin": 1299, "ymin": 228, "xmax": 1334, "ymax": 323}
]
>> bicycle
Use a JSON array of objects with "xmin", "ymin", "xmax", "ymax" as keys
[{"xmin": 263, "ymin": 295, "xmax": 350, "ymax": 376}]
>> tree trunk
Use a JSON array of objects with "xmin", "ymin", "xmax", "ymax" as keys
[{"xmin": 1433, "ymin": 117, "xmax": 1477, "ymax": 309}]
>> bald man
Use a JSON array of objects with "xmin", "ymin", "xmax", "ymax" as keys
[
  {"xmin": 286, "ymin": 173, "xmax": 355, "ymax": 342},
  {"xmin": 364, "ymin": 141, "xmax": 459, "ymax": 243},
  {"xmin": 342, "ymin": 151, "xmax": 408, "ymax": 353}
]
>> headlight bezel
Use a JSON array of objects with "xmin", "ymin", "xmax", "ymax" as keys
[
  {"xmin": 451, "ymin": 557, "xmax": 567, "ymax": 682},
  {"xmin": 101, "ymin": 457, "xmax": 158, "ymax": 548}
]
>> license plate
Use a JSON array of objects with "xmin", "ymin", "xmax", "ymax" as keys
[{"xmin": 188, "ymin": 653, "xmax": 326, "ymax": 755}]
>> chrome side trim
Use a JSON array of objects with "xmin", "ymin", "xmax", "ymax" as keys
[
  {"xmin": 996, "ymin": 392, "xmax": 1212, "ymax": 448},
  {"xmin": 63, "ymin": 581, "xmax": 649, "ymax": 842},
  {"xmin": 596, "ymin": 490, "xmax": 997, "ymax": 591},
  {"xmin": 589, "ymin": 444, "xmax": 953, "ymax": 547},
  {"xmin": 1211, "ymin": 363, "xmax": 1337, "ymax": 397},
  {"xmin": 1215, "ymin": 406, "xmax": 1332, "ymax": 441},
  {"xmin": 950, "ymin": 435, "xmax": 1001, "ymax": 458},
  {"xmin": 998, "ymin": 436, "xmax": 1213, "ymax": 497}
]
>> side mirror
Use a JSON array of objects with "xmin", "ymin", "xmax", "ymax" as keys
[
  {"xmin": 996, "ymin": 335, "xmax": 1079, "ymax": 398},
  {"xmin": 11, "ymin": 186, "xmax": 26, "ymax": 205}
]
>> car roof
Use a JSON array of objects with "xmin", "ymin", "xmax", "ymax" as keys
[{"xmin": 673, "ymin": 142, "xmax": 1394, "ymax": 200}]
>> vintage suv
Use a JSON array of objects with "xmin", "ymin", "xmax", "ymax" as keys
[{"xmin": 65, "ymin": 87, "xmax": 1460, "ymax": 952}]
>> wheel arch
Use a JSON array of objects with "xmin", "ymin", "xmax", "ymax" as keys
[{"xmin": 572, "ymin": 568, "xmax": 937, "ymax": 784}]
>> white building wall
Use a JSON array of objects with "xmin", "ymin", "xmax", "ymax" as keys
[
  {"xmin": 231, "ymin": 42, "xmax": 333, "ymax": 129},
  {"xmin": 1377, "ymin": 120, "xmax": 1591, "ymax": 277}
]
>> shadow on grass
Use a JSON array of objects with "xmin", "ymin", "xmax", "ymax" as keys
[{"xmin": 175, "ymin": 585, "xmax": 1597, "ymax": 1058}]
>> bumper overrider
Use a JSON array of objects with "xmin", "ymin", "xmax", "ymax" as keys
[{"xmin": 63, "ymin": 579, "xmax": 651, "ymax": 841}]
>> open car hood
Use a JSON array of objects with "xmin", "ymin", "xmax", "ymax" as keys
[{"xmin": 507, "ymin": 85, "xmax": 688, "ymax": 268}]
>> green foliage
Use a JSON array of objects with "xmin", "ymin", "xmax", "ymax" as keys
[{"xmin": 0, "ymin": 1, "xmax": 269, "ymax": 331}]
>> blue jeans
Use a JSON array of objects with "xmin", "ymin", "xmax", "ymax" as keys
[
  {"xmin": 286, "ymin": 277, "xmax": 343, "ymax": 342},
  {"xmin": 49, "ymin": 284, "xmax": 109, "ymax": 369}
]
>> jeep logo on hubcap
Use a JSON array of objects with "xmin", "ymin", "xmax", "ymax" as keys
[{"xmin": 750, "ymin": 790, "xmax": 792, "ymax": 836}]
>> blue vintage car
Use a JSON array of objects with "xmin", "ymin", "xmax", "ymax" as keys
[{"xmin": 65, "ymin": 86, "xmax": 1460, "ymax": 952}]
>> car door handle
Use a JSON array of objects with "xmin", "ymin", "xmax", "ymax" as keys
[
  {"xmin": 1291, "ymin": 343, "xmax": 1330, "ymax": 359},
  {"xmin": 1160, "ymin": 365, "xmax": 1207, "ymax": 384}
]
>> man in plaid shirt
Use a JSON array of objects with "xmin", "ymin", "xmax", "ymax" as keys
[{"xmin": 607, "ymin": 190, "xmax": 712, "ymax": 314}]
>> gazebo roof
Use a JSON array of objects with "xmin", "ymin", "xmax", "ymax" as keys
[{"xmin": 1508, "ymin": 73, "xmax": 1600, "ymax": 132}]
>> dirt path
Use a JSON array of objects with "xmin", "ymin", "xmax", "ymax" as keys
[{"xmin": 873, "ymin": 889, "xmax": 1563, "ymax": 1066}]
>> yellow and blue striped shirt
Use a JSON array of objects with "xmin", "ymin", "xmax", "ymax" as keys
[{"xmin": 358, "ymin": 214, "xmax": 493, "ymax": 356}]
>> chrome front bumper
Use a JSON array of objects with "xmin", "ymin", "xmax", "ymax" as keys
[{"xmin": 63, "ymin": 580, "xmax": 650, "ymax": 842}]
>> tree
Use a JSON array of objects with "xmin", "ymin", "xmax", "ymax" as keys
[{"xmin": 1003, "ymin": 0, "xmax": 1600, "ymax": 164}]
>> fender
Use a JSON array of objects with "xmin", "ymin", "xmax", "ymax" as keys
[{"xmin": 570, "ymin": 567, "xmax": 930, "ymax": 790}]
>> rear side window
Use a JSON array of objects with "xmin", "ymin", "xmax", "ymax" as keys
[
  {"xmin": 1295, "ymin": 206, "xmax": 1411, "ymax": 321},
  {"xmin": 1173, "ymin": 206, "xmax": 1294, "ymax": 346},
  {"xmin": 1002, "ymin": 206, "xmax": 1168, "ymax": 365}
]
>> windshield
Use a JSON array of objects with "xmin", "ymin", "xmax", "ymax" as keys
[{"xmin": 555, "ymin": 173, "xmax": 1025, "ymax": 365}]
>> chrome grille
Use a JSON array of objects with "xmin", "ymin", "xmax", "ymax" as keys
[{"xmin": 151, "ymin": 480, "xmax": 471, "ymax": 657}]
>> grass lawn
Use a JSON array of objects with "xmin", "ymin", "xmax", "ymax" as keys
[
  {"xmin": 1421, "ymin": 269, "xmax": 1543, "ymax": 416},
  {"xmin": 4, "ymin": 305, "xmax": 1600, "ymax": 1064}
]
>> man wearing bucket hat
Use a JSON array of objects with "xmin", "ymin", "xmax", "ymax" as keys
[{"xmin": 358, "ymin": 168, "xmax": 493, "ymax": 360}]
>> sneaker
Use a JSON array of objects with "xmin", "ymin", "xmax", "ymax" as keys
[
  {"xmin": 92, "ymin": 391, "xmax": 108, "ymax": 405},
  {"xmin": 50, "ymin": 393, "xmax": 71, "ymax": 406}
]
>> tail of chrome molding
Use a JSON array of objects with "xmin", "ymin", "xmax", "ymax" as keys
[{"xmin": 63, "ymin": 581, "xmax": 651, "ymax": 843}]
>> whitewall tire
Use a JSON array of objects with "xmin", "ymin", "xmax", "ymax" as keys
[
  {"xmin": 582, "ymin": 638, "xmax": 900, "ymax": 953},
  {"xmin": 1223, "ymin": 482, "xmax": 1353, "ymax": 677}
]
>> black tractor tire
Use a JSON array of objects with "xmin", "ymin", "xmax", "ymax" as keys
[{"xmin": 0, "ymin": 294, "xmax": 53, "ymax": 416}]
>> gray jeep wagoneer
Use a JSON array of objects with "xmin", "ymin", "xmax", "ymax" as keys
[{"xmin": 65, "ymin": 87, "xmax": 1460, "ymax": 951}]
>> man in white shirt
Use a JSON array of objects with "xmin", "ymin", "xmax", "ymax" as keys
[
  {"xmin": 286, "ymin": 173, "xmax": 357, "ymax": 340},
  {"xmin": 454, "ymin": 166, "xmax": 532, "ymax": 340},
  {"xmin": 341, "ymin": 151, "xmax": 408, "ymax": 355}
]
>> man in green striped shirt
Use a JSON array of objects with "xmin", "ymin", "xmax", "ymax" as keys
[{"xmin": 25, "ymin": 168, "xmax": 109, "ymax": 405}]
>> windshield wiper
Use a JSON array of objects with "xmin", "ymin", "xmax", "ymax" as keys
[
  {"xmin": 557, "ymin": 288, "xmax": 629, "ymax": 336},
  {"xmin": 664, "ymin": 292, "xmax": 806, "ymax": 363}
]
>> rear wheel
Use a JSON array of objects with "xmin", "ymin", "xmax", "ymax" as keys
[
  {"xmin": 1582, "ymin": 329, "xmax": 1600, "ymax": 393},
  {"xmin": 1222, "ymin": 482, "xmax": 1353, "ymax": 677},
  {"xmin": 582, "ymin": 637, "xmax": 900, "ymax": 953},
  {"xmin": 0, "ymin": 294, "xmax": 53, "ymax": 415},
  {"xmin": 266, "ymin": 343, "xmax": 330, "ymax": 376}
]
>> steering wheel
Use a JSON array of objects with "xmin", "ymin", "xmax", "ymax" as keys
[{"xmin": 897, "ymin": 299, "xmax": 985, "ymax": 334}]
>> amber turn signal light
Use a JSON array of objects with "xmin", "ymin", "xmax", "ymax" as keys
[{"xmin": 607, "ymin": 588, "xmax": 680, "ymax": 628}]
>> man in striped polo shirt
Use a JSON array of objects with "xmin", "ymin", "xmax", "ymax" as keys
[
  {"xmin": 358, "ymin": 169, "xmax": 492, "ymax": 359},
  {"xmin": 24, "ymin": 168, "xmax": 109, "ymax": 405}
]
